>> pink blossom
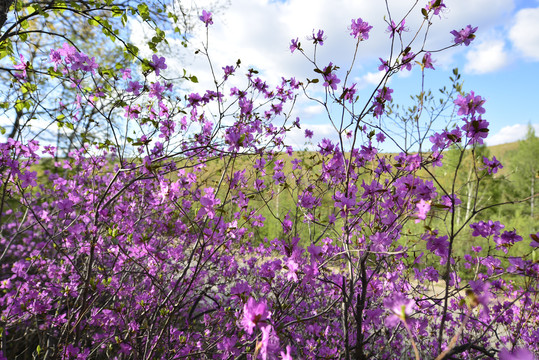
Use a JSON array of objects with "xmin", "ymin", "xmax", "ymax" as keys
[
  {"xmin": 451, "ymin": 25, "xmax": 478, "ymax": 46},
  {"xmin": 349, "ymin": 18, "xmax": 372, "ymax": 40},
  {"xmin": 414, "ymin": 199, "xmax": 431, "ymax": 223},
  {"xmin": 241, "ymin": 297, "xmax": 271, "ymax": 335},
  {"xmin": 199, "ymin": 10, "xmax": 213, "ymax": 27},
  {"xmin": 150, "ymin": 55, "xmax": 167, "ymax": 76}
]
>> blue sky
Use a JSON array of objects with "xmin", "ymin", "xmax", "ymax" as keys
[{"xmin": 132, "ymin": 0, "xmax": 539, "ymax": 152}]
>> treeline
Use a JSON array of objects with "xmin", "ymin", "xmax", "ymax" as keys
[{"xmin": 186, "ymin": 129, "xmax": 538, "ymax": 280}]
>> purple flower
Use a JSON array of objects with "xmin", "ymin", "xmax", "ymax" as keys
[
  {"xmin": 124, "ymin": 105, "xmax": 141, "ymax": 119},
  {"xmin": 282, "ymin": 212, "xmax": 292, "ymax": 234},
  {"xmin": 290, "ymin": 38, "xmax": 300, "ymax": 53},
  {"xmin": 414, "ymin": 199, "xmax": 431, "ymax": 223},
  {"xmin": 198, "ymin": 187, "xmax": 220, "ymax": 219},
  {"xmin": 323, "ymin": 72, "xmax": 341, "ymax": 90},
  {"xmin": 150, "ymin": 55, "xmax": 167, "ymax": 76},
  {"xmin": 441, "ymin": 194, "xmax": 461, "ymax": 212},
  {"xmin": 239, "ymin": 98, "xmax": 253, "ymax": 115},
  {"xmin": 378, "ymin": 58, "xmax": 389, "ymax": 72},
  {"xmin": 318, "ymin": 138, "xmax": 334, "ymax": 156},
  {"xmin": 280, "ymin": 345, "xmax": 293, "ymax": 360},
  {"xmin": 425, "ymin": 232, "xmax": 449, "ymax": 259},
  {"xmin": 350, "ymin": 18, "xmax": 373, "ymax": 40},
  {"xmin": 499, "ymin": 348, "xmax": 535, "ymax": 360},
  {"xmin": 14, "ymin": 54, "xmax": 28, "ymax": 80},
  {"xmin": 422, "ymin": 52, "xmax": 435, "ymax": 70},
  {"xmin": 49, "ymin": 49, "xmax": 63, "ymax": 70},
  {"xmin": 494, "ymin": 230, "xmax": 523, "ymax": 253},
  {"xmin": 530, "ymin": 232, "xmax": 539, "ymax": 248},
  {"xmin": 378, "ymin": 86, "xmax": 393, "ymax": 102},
  {"xmin": 463, "ymin": 116, "xmax": 489, "ymax": 145},
  {"xmin": 451, "ymin": 25, "xmax": 478, "ymax": 46},
  {"xmin": 401, "ymin": 51, "xmax": 415, "ymax": 71},
  {"xmin": 298, "ymin": 191, "xmax": 320, "ymax": 209},
  {"xmin": 241, "ymin": 297, "xmax": 271, "ymax": 335},
  {"xmin": 454, "ymin": 91, "xmax": 486, "ymax": 116},
  {"xmin": 321, "ymin": 62, "xmax": 341, "ymax": 90},
  {"xmin": 259, "ymin": 325, "xmax": 280, "ymax": 360},
  {"xmin": 286, "ymin": 258, "xmax": 299, "ymax": 282},
  {"xmin": 372, "ymin": 87, "xmax": 393, "ymax": 117},
  {"xmin": 19, "ymin": 170, "xmax": 37, "ymax": 188},
  {"xmin": 273, "ymin": 171, "xmax": 286, "ymax": 184},
  {"xmin": 222, "ymin": 65, "xmax": 235, "ymax": 80},
  {"xmin": 481, "ymin": 156, "xmax": 503, "ymax": 175},
  {"xmin": 387, "ymin": 19, "xmax": 406, "ymax": 38},
  {"xmin": 305, "ymin": 129, "xmax": 314, "ymax": 139},
  {"xmin": 149, "ymin": 81, "xmax": 165, "ymax": 100},
  {"xmin": 470, "ymin": 220, "xmax": 504, "ymax": 238},
  {"xmin": 334, "ymin": 190, "xmax": 356, "ymax": 212},
  {"xmin": 271, "ymin": 102, "xmax": 283, "ymax": 115},
  {"xmin": 311, "ymin": 29, "xmax": 325, "ymax": 45},
  {"xmin": 467, "ymin": 279, "xmax": 491, "ymax": 310},
  {"xmin": 199, "ymin": 10, "xmax": 213, "ymax": 27},
  {"xmin": 425, "ymin": 0, "xmax": 446, "ymax": 16},
  {"xmin": 384, "ymin": 294, "xmax": 415, "ymax": 327},
  {"xmin": 343, "ymin": 83, "xmax": 357, "ymax": 103},
  {"xmin": 121, "ymin": 68, "xmax": 132, "ymax": 79}
]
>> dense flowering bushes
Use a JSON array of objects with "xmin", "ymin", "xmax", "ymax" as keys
[{"xmin": 1, "ymin": 1, "xmax": 538, "ymax": 359}]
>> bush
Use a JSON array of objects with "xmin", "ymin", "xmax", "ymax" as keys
[{"xmin": 1, "ymin": 1, "xmax": 538, "ymax": 359}]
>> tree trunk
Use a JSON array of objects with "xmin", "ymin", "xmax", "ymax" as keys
[
  {"xmin": 0, "ymin": 0, "xmax": 14, "ymax": 31},
  {"xmin": 531, "ymin": 171, "xmax": 535, "ymax": 218}
]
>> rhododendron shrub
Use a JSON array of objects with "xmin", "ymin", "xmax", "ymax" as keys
[{"xmin": 1, "ymin": 1, "xmax": 538, "ymax": 359}]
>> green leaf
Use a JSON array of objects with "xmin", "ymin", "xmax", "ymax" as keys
[
  {"xmin": 0, "ymin": 125, "xmax": 5, "ymax": 135},
  {"xmin": 421, "ymin": 7, "xmax": 428, "ymax": 17},
  {"xmin": 111, "ymin": 5, "xmax": 122, "ymax": 16},
  {"xmin": 189, "ymin": 75, "xmax": 198, "ymax": 83},
  {"xmin": 137, "ymin": 3, "xmax": 150, "ymax": 21},
  {"xmin": 15, "ymin": 99, "xmax": 32, "ymax": 112},
  {"xmin": 53, "ymin": 2, "xmax": 66, "ymax": 14},
  {"xmin": 0, "ymin": 38, "xmax": 14, "ymax": 59},
  {"xmin": 27, "ymin": 4, "xmax": 37, "ymax": 14}
]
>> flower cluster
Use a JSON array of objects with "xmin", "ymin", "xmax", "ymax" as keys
[
  {"xmin": 451, "ymin": 25, "xmax": 478, "ymax": 46},
  {"xmin": 350, "ymin": 18, "xmax": 372, "ymax": 40},
  {"xmin": 2, "ymin": 6, "xmax": 538, "ymax": 360}
]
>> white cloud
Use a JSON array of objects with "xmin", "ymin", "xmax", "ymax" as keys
[
  {"xmin": 129, "ymin": 0, "xmax": 519, "ymax": 89},
  {"xmin": 509, "ymin": 7, "xmax": 539, "ymax": 61},
  {"xmin": 303, "ymin": 104, "xmax": 325, "ymax": 115},
  {"xmin": 486, "ymin": 123, "xmax": 539, "ymax": 145},
  {"xmin": 126, "ymin": 0, "xmax": 528, "ymax": 151},
  {"xmin": 261, "ymin": 1, "xmax": 511, "ymax": 77},
  {"xmin": 419, "ymin": 0, "xmax": 515, "ymax": 68},
  {"xmin": 357, "ymin": 71, "xmax": 386, "ymax": 88},
  {"xmin": 464, "ymin": 39, "xmax": 509, "ymax": 74}
]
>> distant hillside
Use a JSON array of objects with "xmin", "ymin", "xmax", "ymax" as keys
[{"xmin": 487, "ymin": 141, "xmax": 520, "ymax": 160}]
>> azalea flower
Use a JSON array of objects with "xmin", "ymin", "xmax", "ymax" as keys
[{"xmin": 241, "ymin": 297, "xmax": 271, "ymax": 335}]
